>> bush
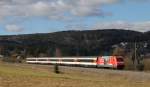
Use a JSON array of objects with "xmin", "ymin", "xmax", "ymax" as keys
[
  {"xmin": 143, "ymin": 59, "xmax": 150, "ymax": 71},
  {"xmin": 136, "ymin": 64, "xmax": 144, "ymax": 71},
  {"xmin": 124, "ymin": 58, "xmax": 135, "ymax": 70},
  {"xmin": 54, "ymin": 64, "xmax": 60, "ymax": 74},
  {"xmin": 2, "ymin": 56, "xmax": 22, "ymax": 63}
]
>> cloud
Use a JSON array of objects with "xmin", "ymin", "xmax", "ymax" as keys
[
  {"xmin": 0, "ymin": 0, "xmax": 119, "ymax": 20},
  {"xmin": 5, "ymin": 24, "xmax": 23, "ymax": 32},
  {"xmin": 1, "ymin": 0, "xmax": 149, "ymax": 33},
  {"xmin": 129, "ymin": 0, "xmax": 150, "ymax": 2},
  {"xmin": 0, "ymin": 0, "xmax": 147, "ymax": 19},
  {"xmin": 0, "ymin": 0, "xmax": 121, "ymax": 33},
  {"xmin": 93, "ymin": 21, "xmax": 150, "ymax": 32},
  {"xmin": 68, "ymin": 0, "xmax": 118, "ymax": 16}
]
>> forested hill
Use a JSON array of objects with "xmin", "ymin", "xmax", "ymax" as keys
[{"xmin": 0, "ymin": 29, "xmax": 149, "ymax": 57}]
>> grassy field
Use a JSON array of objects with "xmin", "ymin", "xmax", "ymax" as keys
[{"xmin": 0, "ymin": 62, "xmax": 150, "ymax": 87}]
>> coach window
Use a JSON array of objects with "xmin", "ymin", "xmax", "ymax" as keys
[
  {"xmin": 78, "ymin": 59, "xmax": 94, "ymax": 62},
  {"xmin": 62, "ymin": 59, "xmax": 74, "ymax": 62}
]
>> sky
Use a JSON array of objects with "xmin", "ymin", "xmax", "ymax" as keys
[{"xmin": 0, "ymin": 0, "xmax": 150, "ymax": 35}]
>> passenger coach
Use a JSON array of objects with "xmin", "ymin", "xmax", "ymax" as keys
[{"xmin": 26, "ymin": 56, "xmax": 125, "ymax": 69}]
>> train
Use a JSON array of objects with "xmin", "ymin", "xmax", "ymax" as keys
[{"xmin": 26, "ymin": 56, "xmax": 125, "ymax": 69}]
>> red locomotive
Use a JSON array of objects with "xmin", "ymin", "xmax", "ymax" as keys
[
  {"xmin": 26, "ymin": 56, "xmax": 125, "ymax": 69},
  {"xmin": 96, "ymin": 56, "xmax": 125, "ymax": 69}
]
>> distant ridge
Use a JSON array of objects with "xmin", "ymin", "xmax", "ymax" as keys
[{"xmin": 0, "ymin": 29, "xmax": 149, "ymax": 56}]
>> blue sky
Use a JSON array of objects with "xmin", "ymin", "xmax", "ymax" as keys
[{"xmin": 0, "ymin": 0, "xmax": 150, "ymax": 35}]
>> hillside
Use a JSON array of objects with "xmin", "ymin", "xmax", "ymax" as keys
[{"xmin": 0, "ymin": 29, "xmax": 149, "ymax": 57}]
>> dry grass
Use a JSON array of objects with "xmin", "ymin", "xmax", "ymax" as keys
[
  {"xmin": 124, "ymin": 58, "xmax": 150, "ymax": 71},
  {"xmin": 124, "ymin": 58, "xmax": 135, "ymax": 70},
  {"xmin": 143, "ymin": 59, "xmax": 150, "ymax": 71},
  {"xmin": 0, "ymin": 62, "xmax": 150, "ymax": 87}
]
